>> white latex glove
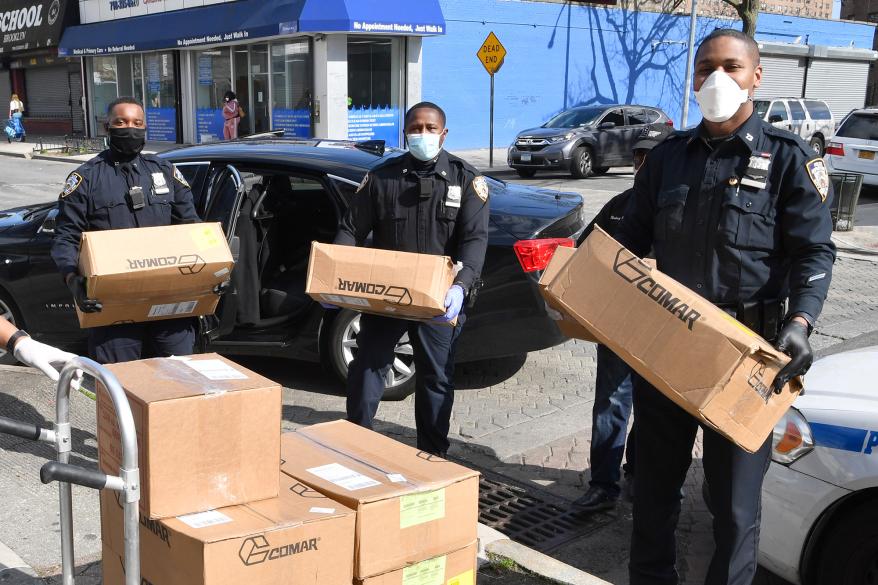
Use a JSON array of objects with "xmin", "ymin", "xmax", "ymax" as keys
[{"xmin": 13, "ymin": 337, "xmax": 77, "ymax": 382}]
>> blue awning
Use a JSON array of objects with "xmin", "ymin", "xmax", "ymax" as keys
[{"xmin": 59, "ymin": 0, "xmax": 445, "ymax": 57}]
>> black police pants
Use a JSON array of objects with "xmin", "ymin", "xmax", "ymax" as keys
[
  {"xmin": 88, "ymin": 318, "xmax": 197, "ymax": 364},
  {"xmin": 629, "ymin": 374, "xmax": 772, "ymax": 585},
  {"xmin": 346, "ymin": 313, "xmax": 465, "ymax": 455}
]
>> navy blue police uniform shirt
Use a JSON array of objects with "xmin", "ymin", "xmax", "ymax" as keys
[
  {"xmin": 616, "ymin": 112, "xmax": 836, "ymax": 324},
  {"xmin": 335, "ymin": 150, "xmax": 490, "ymax": 292},
  {"xmin": 577, "ymin": 189, "xmax": 632, "ymax": 246},
  {"xmin": 51, "ymin": 150, "xmax": 200, "ymax": 279}
]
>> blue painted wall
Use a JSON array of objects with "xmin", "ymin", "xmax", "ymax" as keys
[{"xmin": 423, "ymin": 0, "xmax": 876, "ymax": 149}]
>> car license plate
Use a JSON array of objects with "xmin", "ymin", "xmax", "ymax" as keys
[
  {"xmin": 858, "ymin": 150, "xmax": 875, "ymax": 160},
  {"xmin": 520, "ymin": 153, "xmax": 532, "ymax": 162}
]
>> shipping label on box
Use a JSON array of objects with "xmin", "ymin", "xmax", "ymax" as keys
[
  {"xmin": 306, "ymin": 242, "xmax": 455, "ymax": 322},
  {"xmin": 543, "ymin": 227, "xmax": 802, "ymax": 453},
  {"xmin": 97, "ymin": 354, "xmax": 281, "ymax": 519},
  {"xmin": 357, "ymin": 541, "xmax": 477, "ymax": 585},
  {"xmin": 279, "ymin": 421, "xmax": 479, "ymax": 579},
  {"xmin": 76, "ymin": 222, "xmax": 234, "ymax": 328},
  {"xmin": 101, "ymin": 474, "xmax": 356, "ymax": 585},
  {"xmin": 538, "ymin": 245, "xmax": 598, "ymax": 343}
]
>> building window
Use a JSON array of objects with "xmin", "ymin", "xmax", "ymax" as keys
[
  {"xmin": 347, "ymin": 37, "xmax": 402, "ymax": 147},
  {"xmin": 195, "ymin": 48, "xmax": 232, "ymax": 143},
  {"xmin": 271, "ymin": 39, "xmax": 312, "ymax": 138}
]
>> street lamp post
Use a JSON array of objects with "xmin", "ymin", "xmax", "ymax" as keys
[{"xmin": 681, "ymin": 0, "xmax": 698, "ymax": 129}]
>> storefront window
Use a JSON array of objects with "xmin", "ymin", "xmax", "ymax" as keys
[
  {"xmin": 144, "ymin": 52, "xmax": 177, "ymax": 142},
  {"xmin": 195, "ymin": 49, "xmax": 231, "ymax": 143},
  {"xmin": 90, "ymin": 56, "xmax": 118, "ymax": 133},
  {"xmin": 347, "ymin": 37, "xmax": 401, "ymax": 146},
  {"xmin": 250, "ymin": 44, "xmax": 270, "ymax": 135},
  {"xmin": 270, "ymin": 40, "xmax": 312, "ymax": 138},
  {"xmin": 233, "ymin": 46, "xmax": 251, "ymax": 136}
]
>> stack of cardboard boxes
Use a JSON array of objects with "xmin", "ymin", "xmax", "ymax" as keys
[{"xmin": 98, "ymin": 354, "xmax": 479, "ymax": 585}]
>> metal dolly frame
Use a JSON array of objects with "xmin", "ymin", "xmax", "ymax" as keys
[{"xmin": 0, "ymin": 357, "xmax": 140, "ymax": 585}]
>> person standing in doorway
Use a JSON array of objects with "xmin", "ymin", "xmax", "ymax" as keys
[{"xmin": 222, "ymin": 91, "xmax": 241, "ymax": 140}]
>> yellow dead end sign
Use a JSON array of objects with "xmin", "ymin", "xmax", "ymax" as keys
[{"xmin": 477, "ymin": 31, "xmax": 506, "ymax": 76}]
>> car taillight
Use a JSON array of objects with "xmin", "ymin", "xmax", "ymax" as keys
[
  {"xmin": 513, "ymin": 238, "xmax": 575, "ymax": 272},
  {"xmin": 771, "ymin": 408, "xmax": 814, "ymax": 465},
  {"xmin": 825, "ymin": 142, "xmax": 845, "ymax": 156},
  {"xmin": 666, "ymin": 119, "xmax": 674, "ymax": 127}
]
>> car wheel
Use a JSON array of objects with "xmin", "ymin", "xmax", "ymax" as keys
[
  {"xmin": 571, "ymin": 146, "xmax": 594, "ymax": 179},
  {"xmin": 809, "ymin": 135, "xmax": 824, "ymax": 156},
  {"xmin": 516, "ymin": 168, "xmax": 537, "ymax": 179},
  {"xmin": 592, "ymin": 166, "xmax": 609, "ymax": 176},
  {"xmin": 324, "ymin": 309, "xmax": 416, "ymax": 401},
  {"xmin": 0, "ymin": 291, "xmax": 24, "ymax": 365},
  {"xmin": 812, "ymin": 501, "xmax": 878, "ymax": 585}
]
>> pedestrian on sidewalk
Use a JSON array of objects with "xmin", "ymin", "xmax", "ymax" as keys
[
  {"xmin": 571, "ymin": 122, "xmax": 673, "ymax": 515},
  {"xmin": 332, "ymin": 101, "xmax": 490, "ymax": 457},
  {"xmin": 617, "ymin": 29, "xmax": 834, "ymax": 585},
  {"xmin": 6, "ymin": 93, "xmax": 26, "ymax": 142},
  {"xmin": 8, "ymin": 93, "xmax": 23, "ymax": 119},
  {"xmin": 51, "ymin": 97, "xmax": 201, "ymax": 364},
  {"xmin": 222, "ymin": 91, "xmax": 242, "ymax": 140}
]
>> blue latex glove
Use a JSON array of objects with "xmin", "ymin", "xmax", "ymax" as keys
[
  {"xmin": 434, "ymin": 285, "xmax": 465, "ymax": 322},
  {"xmin": 320, "ymin": 302, "xmax": 340, "ymax": 310}
]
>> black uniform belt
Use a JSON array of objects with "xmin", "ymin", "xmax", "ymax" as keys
[{"xmin": 715, "ymin": 299, "xmax": 786, "ymax": 341}]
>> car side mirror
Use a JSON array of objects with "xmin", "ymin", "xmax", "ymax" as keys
[
  {"xmin": 769, "ymin": 115, "xmax": 783, "ymax": 124},
  {"xmin": 598, "ymin": 122, "xmax": 616, "ymax": 130}
]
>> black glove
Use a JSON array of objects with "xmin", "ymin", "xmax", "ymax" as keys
[
  {"xmin": 771, "ymin": 320, "xmax": 812, "ymax": 394},
  {"xmin": 66, "ymin": 275, "xmax": 102, "ymax": 313},
  {"xmin": 213, "ymin": 280, "xmax": 232, "ymax": 296}
]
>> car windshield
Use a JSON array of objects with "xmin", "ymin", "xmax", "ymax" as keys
[
  {"xmin": 543, "ymin": 107, "xmax": 605, "ymax": 129},
  {"xmin": 836, "ymin": 113, "xmax": 878, "ymax": 141},
  {"xmin": 753, "ymin": 100, "xmax": 770, "ymax": 119}
]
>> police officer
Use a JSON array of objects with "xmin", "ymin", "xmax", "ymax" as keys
[
  {"xmin": 616, "ymin": 30, "xmax": 835, "ymax": 585},
  {"xmin": 571, "ymin": 122, "xmax": 674, "ymax": 514},
  {"xmin": 51, "ymin": 97, "xmax": 201, "ymax": 364},
  {"xmin": 334, "ymin": 101, "xmax": 490, "ymax": 456}
]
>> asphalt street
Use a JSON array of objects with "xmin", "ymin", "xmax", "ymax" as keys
[{"xmin": 0, "ymin": 151, "xmax": 876, "ymax": 584}]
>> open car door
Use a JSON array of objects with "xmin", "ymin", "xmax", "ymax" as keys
[{"xmin": 196, "ymin": 164, "xmax": 245, "ymax": 349}]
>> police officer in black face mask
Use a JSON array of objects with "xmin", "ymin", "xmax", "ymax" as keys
[
  {"xmin": 617, "ymin": 30, "xmax": 835, "ymax": 585},
  {"xmin": 51, "ymin": 97, "xmax": 201, "ymax": 364}
]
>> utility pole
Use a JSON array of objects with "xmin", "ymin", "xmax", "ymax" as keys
[{"xmin": 681, "ymin": 0, "xmax": 698, "ymax": 129}]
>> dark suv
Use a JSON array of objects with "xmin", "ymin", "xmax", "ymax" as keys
[{"xmin": 508, "ymin": 105, "xmax": 671, "ymax": 179}]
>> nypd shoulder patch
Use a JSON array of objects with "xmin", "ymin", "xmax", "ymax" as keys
[
  {"xmin": 805, "ymin": 158, "xmax": 829, "ymax": 203},
  {"xmin": 60, "ymin": 172, "xmax": 83, "ymax": 198},
  {"xmin": 172, "ymin": 165, "xmax": 190, "ymax": 188},
  {"xmin": 472, "ymin": 176, "xmax": 489, "ymax": 203}
]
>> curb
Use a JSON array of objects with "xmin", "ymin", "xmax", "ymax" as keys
[
  {"xmin": 478, "ymin": 524, "xmax": 612, "ymax": 585},
  {"xmin": 0, "ymin": 541, "xmax": 40, "ymax": 584},
  {"xmin": 0, "ymin": 149, "xmax": 83, "ymax": 165}
]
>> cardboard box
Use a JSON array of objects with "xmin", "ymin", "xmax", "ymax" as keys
[
  {"xmin": 77, "ymin": 222, "xmax": 234, "ymax": 328},
  {"xmin": 279, "ymin": 421, "xmax": 479, "ymax": 579},
  {"xmin": 97, "ymin": 354, "xmax": 282, "ymax": 519},
  {"xmin": 538, "ymin": 245, "xmax": 598, "ymax": 343},
  {"xmin": 543, "ymin": 228, "xmax": 802, "ymax": 453},
  {"xmin": 357, "ymin": 541, "xmax": 477, "ymax": 585},
  {"xmin": 306, "ymin": 242, "xmax": 455, "ymax": 322},
  {"xmin": 101, "ymin": 474, "xmax": 356, "ymax": 585}
]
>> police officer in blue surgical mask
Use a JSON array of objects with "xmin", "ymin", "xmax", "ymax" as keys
[
  {"xmin": 333, "ymin": 101, "xmax": 490, "ymax": 457},
  {"xmin": 51, "ymin": 97, "xmax": 201, "ymax": 364},
  {"xmin": 617, "ymin": 30, "xmax": 835, "ymax": 585}
]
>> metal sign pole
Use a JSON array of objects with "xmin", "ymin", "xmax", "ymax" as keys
[
  {"xmin": 681, "ymin": 0, "xmax": 698, "ymax": 129},
  {"xmin": 490, "ymin": 73, "xmax": 495, "ymax": 168}
]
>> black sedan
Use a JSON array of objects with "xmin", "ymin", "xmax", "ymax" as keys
[{"xmin": 0, "ymin": 137, "xmax": 584, "ymax": 398}]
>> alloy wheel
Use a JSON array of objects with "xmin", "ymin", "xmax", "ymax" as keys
[{"xmin": 340, "ymin": 313, "xmax": 416, "ymax": 388}]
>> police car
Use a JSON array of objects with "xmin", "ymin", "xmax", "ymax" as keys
[{"xmin": 759, "ymin": 345, "xmax": 878, "ymax": 585}]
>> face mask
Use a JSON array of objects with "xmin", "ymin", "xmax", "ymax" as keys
[
  {"xmin": 694, "ymin": 71, "xmax": 750, "ymax": 123},
  {"xmin": 406, "ymin": 133, "xmax": 442, "ymax": 161},
  {"xmin": 107, "ymin": 127, "xmax": 146, "ymax": 160}
]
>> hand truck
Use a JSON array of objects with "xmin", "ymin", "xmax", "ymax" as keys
[{"xmin": 0, "ymin": 358, "xmax": 140, "ymax": 585}]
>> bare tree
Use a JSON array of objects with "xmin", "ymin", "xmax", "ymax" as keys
[{"xmin": 721, "ymin": 0, "xmax": 760, "ymax": 36}]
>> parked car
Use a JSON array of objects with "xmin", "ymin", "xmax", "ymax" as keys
[
  {"xmin": 753, "ymin": 98, "xmax": 835, "ymax": 155},
  {"xmin": 0, "ymin": 137, "xmax": 585, "ymax": 399},
  {"xmin": 824, "ymin": 107, "xmax": 878, "ymax": 186},
  {"xmin": 507, "ymin": 104, "xmax": 671, "ymax": 179},
  {"xmin": 759, "ymin": 346, "xmax": 878, "ymax": 585}
]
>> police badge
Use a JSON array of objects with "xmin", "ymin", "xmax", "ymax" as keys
[
  {"xmin": 806, "ymin": 158, "xmax": 829, "ymax": 203},
  {"xmin": 472, "ymin": 176, "xmax": 489, "ymax": 203}
]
